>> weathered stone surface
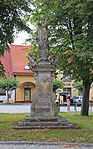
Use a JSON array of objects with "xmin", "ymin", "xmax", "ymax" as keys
[
  {"xmin": 30, "ymin": 62, "xmax": 55, "ymax": 118},
  {"xmin": 12, "ymin": 116, "xmax": 80, "ymax": 129}
]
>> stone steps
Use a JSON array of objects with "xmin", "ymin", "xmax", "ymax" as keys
[
  {"xmin": 18, "ymin": 121, "xmax": 71, "ymax": 126},
  {"xmin": 12, "ymin": 125, "xmax": 79, "ymax": 129},
  {"xmin": 25, "ymin": 116, "xmax": 66, "ymax": 122},
  {"xmin": 25, "ymin": 117, "xmax": 58, "ymax": 122},
  {"xmin": 12, "ymin": 116, "xmax": 80, "ymax": 129}
]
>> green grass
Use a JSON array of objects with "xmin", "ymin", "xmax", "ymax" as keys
[{"xmin": 0, "ymin": 112, "xmax": 93, "ymax": 143}]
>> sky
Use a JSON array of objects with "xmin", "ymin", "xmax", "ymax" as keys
[
  {"xmin": 13, "ymin": 23, "xmax": 34, "ymax": 45},
  {"xmin": 13, "ymin": 31, "xmax": 30, "ymax": 45}
]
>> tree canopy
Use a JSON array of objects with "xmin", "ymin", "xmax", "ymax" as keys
[
  {"xmin": 31, "ymin": 0, "xmax": 93, "ymax": 80},
  {"xmin": 53, "ymin": 79, "xmax": 64, "ymax": 93},
  {"xmin": 0, "ymin": 0, "xmax": 32, "ymax": 54},
  {"xmin": 0, "ymin": 76, "xmax": 19, "ymax": 102},
  {"xmin": 73, "ymin": 81, "xmax": 83, "ymax": 91},
  {"xmin": 30, "ymin": 0, "xmax": 93, "ymax": 116}
]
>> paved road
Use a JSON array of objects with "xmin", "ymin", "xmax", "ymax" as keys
[
  {"xmin": 0, "ymin": 104, "xmax": 31, "ymax": 113},
  {"xmin": 0, "ymin": 142, "xmax": 93, "ymax": 149},
  {"xmin": 0, "ymin": 104, "xmax": 93, "ymax": 113}
]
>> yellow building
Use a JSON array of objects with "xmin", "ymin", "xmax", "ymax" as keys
[
  {"xmin": 56, "ymin": 70, "xmax": 93, "ymax": 100},
  {"xmin": 1, "ymin": 45, "xmax": 36, "ymax": 103}
]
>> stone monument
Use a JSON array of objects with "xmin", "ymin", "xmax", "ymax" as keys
[
  {"xmin": 30, "ymin": 17, "xmax": 56, "ymax": 118},
  {"xmin": 12, "ymin": 17, "xmax": 80, "ymax": 129}
]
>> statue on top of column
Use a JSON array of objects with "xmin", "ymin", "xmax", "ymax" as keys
[{"xmin": 37, "ymin": 16, "xmax": 49, "ymax": 62}]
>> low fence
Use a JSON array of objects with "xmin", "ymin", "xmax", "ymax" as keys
[{"xmin": 59, "ymin": 102, "xmax": 93, "ymax": 112}]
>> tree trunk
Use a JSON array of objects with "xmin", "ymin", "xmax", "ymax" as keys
[
  {"xmin": 6, "ymin": 90, "xmax": 9, "ymax": 103},
  {"xmin": 81, "ymin": 80, "xmax": 91, "ymax": 116}
]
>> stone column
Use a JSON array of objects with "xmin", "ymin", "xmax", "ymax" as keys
[{"xmin": 31, "ymin": 62, "xmax": 55, "ymax": 118}]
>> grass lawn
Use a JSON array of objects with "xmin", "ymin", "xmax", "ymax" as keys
[{"xmin": 0, "ymin": 112, "xmax": 93, "ymax": 143}]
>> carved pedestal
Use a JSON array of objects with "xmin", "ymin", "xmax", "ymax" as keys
[{"xmin": 31, "ymin": 62, "xmax": 54, "ymax": 118}]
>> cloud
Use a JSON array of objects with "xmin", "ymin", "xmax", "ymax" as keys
[{"xmin": 13, "ymin": 31, "xmax": 29, "ymax": 45}]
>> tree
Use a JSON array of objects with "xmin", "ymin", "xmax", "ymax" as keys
[
  {"xmin": 30, "ymin": 0, "xmax": 93, "ymax": 116},
  {"xmin": 0, "ymin": 0, "xmax": 31, "ymax": 54},
  {"xmin": 53, "ymin": 79, "xmax": 64, "ymax": 93},
  {"xmin": 0, "ymin": 76, "xmax": 19, "ymax": 102},
  {"xmin": 73, "ymin": 81, "xmax": 83, "ymax": 95},
  {"xmin": 0, "ymin": 62, "xmax": 5, "ymax": 76}
]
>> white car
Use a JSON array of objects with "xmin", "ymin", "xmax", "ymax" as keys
[{"xmin": 72, "ymin": 96, "xmax": 82, "ymax": 105}]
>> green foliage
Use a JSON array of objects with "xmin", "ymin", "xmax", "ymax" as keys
[
  {"xmin": 73, "ymin": 81, "xmax": 93, "ymax": 90},
  {"xmin": 72, "ymin": 81, "xmax": 83, "ymax": 90},
  {"xmin": 29, "ymin": 0, "xmax": 93, "ymax": 82},
  {"xmin": 0, "ymin": 61, "xmax": 5, "ymax": 76},
  {"xmin": 29, "ymin": 46, "xmax": 40, "ymax": 63},
  {"xmin": 0, "ymin": 76, "xmax": 19, "ymax": 91},
  {"xmin": 29, "ymin": 0, "xmax": 93, "ymax": 116},
  {"xmin": 53, "ymin": 79, "xmax": 64, "ymax": 92},
  {"xmin": 0, "ymin": 0, "xmax": 31, "ymax": 53}
]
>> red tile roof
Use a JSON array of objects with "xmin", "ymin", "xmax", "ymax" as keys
[
  {"xmin": 0, "ymin": 45, "xmax": 33, "ymax": 76},
  {"xmin": 1, "ymin": 50, "xmax": 12, "ymax": 76}
]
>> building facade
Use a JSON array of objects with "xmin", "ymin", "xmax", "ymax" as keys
[
  {"xmin": 56, "ymin": 70, "xmax": 93, "ymax": 101},
  {"xmin": 0, "ymin": 45, "xmax": 36, "ymax": 103}
]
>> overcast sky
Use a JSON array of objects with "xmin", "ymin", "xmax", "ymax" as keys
[{"xmin": 13, "ymin": 31, "xmax": 30, "ymax": 45}]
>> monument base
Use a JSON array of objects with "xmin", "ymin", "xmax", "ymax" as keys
[
  {"xmin": 12, "ymin": 116, "xmax": 80, "ymax": 129},
  {"xmin": 12, "ymin": 63, "xmax": 80, "ymax": 129}
]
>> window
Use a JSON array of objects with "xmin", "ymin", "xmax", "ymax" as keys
[
  {"xmin": 24, "ymin": 88, "xmax": 31, "ymax": 101},
  {"xmin": 24, "ymin": 64, "xmax": 30, "ymax": 70},
  {"xmin": 63, "ymin": 88, "xmax": 71, "ymax": 96}
]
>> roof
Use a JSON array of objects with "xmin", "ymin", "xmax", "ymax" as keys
[{"xmin": 0, "ymin": 45, "xmax": 33, "ymax": 76}]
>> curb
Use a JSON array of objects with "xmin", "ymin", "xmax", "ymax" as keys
[{"xmin": 0, "ymin": 141, "xmax": 93, "ymax": 146}]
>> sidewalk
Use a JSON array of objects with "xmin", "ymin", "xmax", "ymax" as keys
[
  {"xmin": 0, "ymin": 104, "xmax": 93, "ymax": 113},
  {"xmin": 0, "ymin": 141, "xmax": 93, "ymax": 149}
]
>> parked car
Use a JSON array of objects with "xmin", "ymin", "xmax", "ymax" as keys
[{"xmin": 72, "ymin": 96, "xmax": 82, "ymax": 106}]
